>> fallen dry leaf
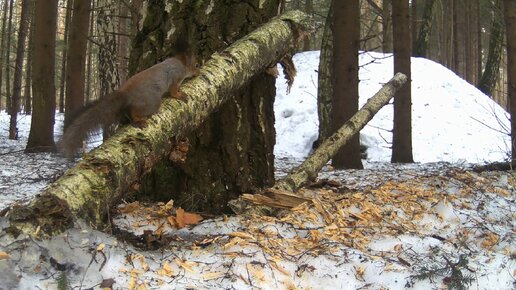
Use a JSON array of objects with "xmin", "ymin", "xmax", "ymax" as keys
[
  {"xmin": 202, "ymin": 271, "xmax": 225, "ymax": 280},
  {"xmin": 96, "ymin": 243, "xmax": 105, "ymax": 252},
  {"xmin": 229, "ymin": 232, "xmax": 256, "ymax": 240},
  {"xmin": 0, "ymin": 252, "xmax": 10, "ymax": 260},
  {"xmin": 157, "ymin": 262, "xmax": 175, "ymax": 277},
  {"xmin": 175, "ymin": 258, "xmax": 196, "ymax": 273},
  {"xmin": 118, "ymin": 202, "xmax": 140, "ymax": 214}
]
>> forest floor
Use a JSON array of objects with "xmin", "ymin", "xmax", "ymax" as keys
[
  {"xmin": 1, "ymin": 50, "xmax": 514, "ymax": 289},
  {"xmin": 0, "ymin": 137, "xmax": 514, "ymax": 289}
]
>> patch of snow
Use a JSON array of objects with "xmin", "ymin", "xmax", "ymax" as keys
[{"xmin": 275, "ymin": 51, "xmax": 511, "ymax": 164}]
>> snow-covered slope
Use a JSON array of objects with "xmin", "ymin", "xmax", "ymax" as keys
[{"xmin": 275, "ymin": 51, "xmax": 510, "ymax": 163}]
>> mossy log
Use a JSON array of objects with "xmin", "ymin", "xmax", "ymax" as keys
[
  {"xmin": 232, "ymin": 73, "xmax": 407, "ymax": 214},
  {"xmin": 4, "ymin": 11, "xmax": 314, "ymax": 237}
]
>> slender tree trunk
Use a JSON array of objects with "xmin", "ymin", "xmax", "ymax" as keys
[
  {"xmin": 4, "ymin": 0, "xmax": 13, "ymax": 116},
  {"xmin": 478, "ymin": 0, "xmax": 504, "ymax": 97},
  {"xmin": 58, "ymin": 0, "xmax": 73, "ymax": 114},
  {"xmin": 10, "ymin": 0, "xmax": 31, "ymax": 139},
  {"xmin": 411, "ymin": 0, "xmax": 417, "ymax": 55},
  {"xmin": 330, "ymin": 0, "xmax": 362, "ymax": 169},
  {"xmin": 26, "ymin": 0, "xmax": 58, "ymax": 152},
  {"xmin": 64, "ymin": 0, "xmax": 92, "ymax": 126},
  {"xmin": 24, "ymin": 0, "xmax": 35, "ymax": 114},
  {"xmin": 475, "ymin": 0, "xmax": 482, "ymax": 85},
  {"xmin": 382, "ymin": 0, "xmax": 393, "ymax": 52},
  {"xmin": 413, "ymin": 0, "xmax": 435, "ymax": 57},
  {"xmin": 0, "ymin": 0, "xmax": 9, "ymax": 110},
  {"xmin": 504, "ymin": 0, "xmax": 516, "ymax": 165},
  {"xmin": 303, "ymin": 0, "xmax": 313, "ymax": 51},
  {"xmin": 441, "ymin": 0, "xmax": 453, "ymax": 68},
  {"xmin": 464, "ymin": 0, "xmax": 474, "ymax": 84},
  {"xmin": 391, "ymin": 0, "xmax": 413, "ymax": 163},
  {"xmin": 316, "ymin": 4, "xmax": 333, "ymax": 148},
  {"xmin": 452, "ymin": 0, "xmax": 459, "ymax": 72},
  {"xmin": 85, "ymin": 0, "xmax": 95, "ymax": 102}
]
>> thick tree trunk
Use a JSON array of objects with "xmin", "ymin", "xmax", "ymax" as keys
[
  {"xmin": 25, "ymin": 0, "xmax": 58, "ymax": 152},
  {"xmin": 391, "ymin": 0, "xmax": 414, "ymax": 163},
  {"xmin": 131, "ymin": 0, "xmax": 281, "ymax": 214},
  {"xmin": 331, "ymin": 0, "xmax": 362, "ymax": 169},
  {"xmin": 6, "ymin": 11, "xmax": 314, "ymax": 236}
]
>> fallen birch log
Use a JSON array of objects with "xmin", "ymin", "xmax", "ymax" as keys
[
  {"xmin": 235, "ymin": 72, "xmax": 407, "ymax": 212},
  {"xmin": 4, "ymin": 11, "xmax": 314, "ymax": 236}
]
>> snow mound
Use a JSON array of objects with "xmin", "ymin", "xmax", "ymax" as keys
[{"xmin": 274, "ymin": 51, "xmax": 510, "ymax": 164}]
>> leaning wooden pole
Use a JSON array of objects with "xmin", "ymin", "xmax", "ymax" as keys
[
  {"xmin": 276, "ymin": 72, "xmax": 408, "ymax": 192},
  {"xmin": 5, "ymin": 11, "xmax": 314, "ymax": 236}
]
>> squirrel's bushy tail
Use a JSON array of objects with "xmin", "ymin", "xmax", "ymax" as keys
[{"xmin": 59, "ymin": 91, "xmax": 127, "ymax": 157}]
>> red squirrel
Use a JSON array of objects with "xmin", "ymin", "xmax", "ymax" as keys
[{"xmin": 60, "ymin": 52, "xmax": 200, "ymax": 157}]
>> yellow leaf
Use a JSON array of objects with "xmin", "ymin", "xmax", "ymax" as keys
[
  {"xmin": 96, "ymin": 243, "xmax": 105, "ymax": 252},
  {"xmin": 165, "ymin": 200, "xmax": 174, "ymax": 210}
]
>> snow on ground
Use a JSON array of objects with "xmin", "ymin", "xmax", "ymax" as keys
[
  {"xmin": 0, "ymin": 51, "xmax": 514, "ymax": 289},
  {"xmin": 274, "ymin": 51, "xmax": 511, "ymax": 163}
]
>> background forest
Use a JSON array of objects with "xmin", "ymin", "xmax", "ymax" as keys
[{"xmin": 0, "ymin": 0, "xmax": 511, "ymax": 135}]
